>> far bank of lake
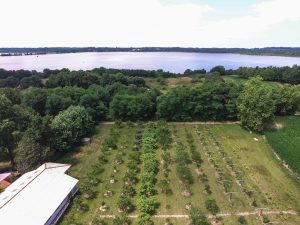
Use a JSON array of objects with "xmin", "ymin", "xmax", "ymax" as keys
[{"xmin": 1, "ymin": 52, "xmax": 300, "ymax": 73}]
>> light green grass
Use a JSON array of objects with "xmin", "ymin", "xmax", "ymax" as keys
[{"xmin": 266, "ymin": 116, "xmax": 300, "ymax": 175}]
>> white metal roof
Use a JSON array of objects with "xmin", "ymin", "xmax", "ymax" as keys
[{"xmin": 0, "ymin": 163, "xmax": 78, "ymax": 225}]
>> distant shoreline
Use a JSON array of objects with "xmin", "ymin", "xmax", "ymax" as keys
[{"xmin": 1, "ymin": 47, "xmax": 300, "ymax": 57}]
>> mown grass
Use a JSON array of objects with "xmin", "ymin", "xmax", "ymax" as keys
[{"xmin": 265, "ymin": 116, "xmax": 300, "ymax": 175}]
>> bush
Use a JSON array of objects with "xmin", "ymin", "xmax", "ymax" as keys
[
  {"xmin": 238, "ymin": 216, "xmax": 247, "ymax": 224},
  {"xmin": 263, "ymin": 216, "xmax": 270, "ymax": 223},
  {"xmin": 143, "ymin": 153, "xmax": 159, "ymax": 174},
  {"xmin": 205, "ymin": 199, "xmax": 220, "ymax": 215},
  {"xmin": 189, "ymin": 207, "xmax": 209, "ymax": 225},
  {"xmin": 136, "ymin": 213, "xmax": 154, "ymax": 225},
  {"xmin": 117, "ymin": 196, "xmax": 135, "ymax": 213},
  {"xmin": 158, "ymin": 179, "xmax": 172, "ymax": 195},
  {"xmin": 139, "ymin": 181, "xmax": 157, "ymax": 197},
  {"xmin": 176, "ymin": 164, "xmax": 194, "ymax": 184},
  {"xmin": 137, "ymin": 196, "xmax": 159, "ymax": 215}
]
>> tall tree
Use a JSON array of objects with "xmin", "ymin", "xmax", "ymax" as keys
[
  {"xmin": 14, "ymin": 135, "xmax": 50, "ymax": 173},
  {"xmin": 51, "ymin": 106, "xmax": 93, "ymax": 151},
  {"xmin": 0, "ymin": 95, "xmax": 16, "ymax": 164},
  {"xmin": 237, "ymin": 77, "xmax": 275, "ymax": 132}
]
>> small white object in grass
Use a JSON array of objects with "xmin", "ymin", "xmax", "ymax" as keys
[
  {"xmin": 81, "ymin": 137, "xmax": 90, "ymax": 144},
  {"xmin": 254, "ymin": 138, "xmax": 258, "ymax": 141}
]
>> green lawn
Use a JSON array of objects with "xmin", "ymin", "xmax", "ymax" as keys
[
  {"xmin": 59, "ymin": 123, "xmax": 300, "ymax": 225},
  {"xmin": 266, "ymin": 116, "xmax": 300, "ymax": 175}
]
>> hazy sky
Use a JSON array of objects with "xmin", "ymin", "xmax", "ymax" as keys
[{"xmin": 0, "ymin": 0, "xmax": 300, "ymax": 47}]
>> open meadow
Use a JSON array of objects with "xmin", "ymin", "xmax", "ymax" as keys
[
  {"xmin": 266, "ymin": 116, "xmax": 300, "ymax": 175},
  {"xmin": 59, "ymin": 122, "xmax": 300, "ymax": 225}
]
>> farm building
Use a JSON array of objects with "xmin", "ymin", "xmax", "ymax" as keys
[
  {"xmin": 0, "ymin": 163, "xmax": 78, "ymax": 225},
  {"xmin": 0, "ymin": 173, "xmax": 12, "ymax": 190}
]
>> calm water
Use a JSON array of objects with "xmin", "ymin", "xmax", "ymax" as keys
[{"xmin": 1, "ymin": 52, "xmax": 300, "ymax": 73}]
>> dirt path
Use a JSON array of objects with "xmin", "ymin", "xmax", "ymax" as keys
[
  {"xmin": 99, "ymin": 121, "xmax": 240, "ymax": 125},
  {"xmin": 98, "ymin": 209, "xmax": 297, "ymax": 219},
  {"xmin": 270, "ymin": 148, "xmax": 300, "ymax": 180}
]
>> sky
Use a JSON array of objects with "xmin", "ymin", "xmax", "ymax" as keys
[{"xmin": 0, "ymin": 0, "xmax": 300, "ymax": 48}]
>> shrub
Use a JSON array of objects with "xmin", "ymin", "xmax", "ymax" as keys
[
  {"xmin": 143, "ymin": 154, "xmax": 159, "ymax": 174},
  {"xmin": 189, "ymin": 207, "xmax": 209, "ymax": 225},
  {"xmin": 176, "ymin": 164, "xmax": 194, "ymax": 184},
  {"xmin": 117, "ymin": 196, "xmax": 135, "ymax": 213},
  {"xmin": 238, "ymin": 216, "xmax": 247, "ymax": 224},
  {"xmin": 136, "ymin": 213, "xmax": 154, "ymax": 225},
  {"xmin": 158, "ymin": 179, "xmax": 172, "ymax": 195},
  {"xmin": 137, "ymin": 196, "xmax": 159, "ymax": 215},
  {"xmin": 205, "ymin": 199, "xmax": 220, "ymax": 215},
  {"xmin": 139, "ymin": 182, "xmax": 157, "ymax": 197},
  {"xmin": 204, "ymin": 185, "xmax": 212, "ymax": 194},
  {"xmin": 122, "ymin": 185, "xmax": 136, "ymax": 197},
  {"xmin": 263, "ymin": 216, "xmax": 270, "ymax": 223}
]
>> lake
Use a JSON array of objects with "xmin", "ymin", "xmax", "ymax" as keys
[{"xmin": 1, "ymin": 52, "xmax": 300, "ymax": 73}]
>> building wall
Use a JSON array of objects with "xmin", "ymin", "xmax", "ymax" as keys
[{"xmin": 45, "ymin": 187, "xmax": 78, "ymax": 225}]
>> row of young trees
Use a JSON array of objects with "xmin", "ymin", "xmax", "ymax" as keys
[{"xmin": 137, "ymin": 123, "xmax": 160, "ymax": 225}]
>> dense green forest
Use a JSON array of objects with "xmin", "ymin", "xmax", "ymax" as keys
[
  {"xmin": 1, "ymin": 65, "xmax": 300, "ymax": 87},
  {"xmin": 0, "ymin": 66, "xmax": 299, "ymax": 174},
  {"xmin": 1, "ymin": 47, "xmax": 300, "ymax": 57}
]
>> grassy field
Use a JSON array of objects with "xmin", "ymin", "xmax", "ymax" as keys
[
  {"xmin": 144, "ymin": 75, "xmax": 283, "ymax": 92},
  {"xmin": 265, "ymin": 116, "xmax": 300, "ymax": 175},
  {"xmin": 144, "ymin": 76, "xmax": 203, "ymax": 91},
  {"xmin": 59, "ymin": 123, "xmax": 300, "ymax": 225}
]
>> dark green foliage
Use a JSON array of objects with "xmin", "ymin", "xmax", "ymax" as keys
[
  {"xmin": 19, "ymin": 75, "xmax": 42, "ymax": 89},
  {"xmin": 237, "ymin": 76, "xmax": 275, "ymax": 132},
  {"xmin": 176, "ymin": 164, "xmax": 194, "ymax": 184},
  {"xmin": 204, "ymin": 184, "xmax": 212, "ymax": 194},
  {"xmin": 263, "ymin": 216, "xmax": 270, "ymax": 223},
  {"xmin": 109, "ymin": 91, "xmax": 157, "ymax": 121},
  {"xmin": 210, "ymin": 66, "xmax": 226, "ymax": 76},
  {"xmin": 175, "ymin": 142, "xmax": 191, "ymax": 164},
  {"xmin": 21, "ymin": 88, "xmax": 47, "ymax": 115},
  {"xmin": 238, "ymin": 216, "xmax": 247, "ymax": 224},
  {"xmin": 157, "ymin": 78, "xmax": 239, "ymax": 121},
  {"xmin": 139, "ymin": 181, "xmax": 157, "ymax": 197},
  {"xmin": 143, "ymin": 153, "xmax": 159, "ymax": 174},
  {"xmin": 51, "ymin": 106, "xmax": 93, "ymax": 151},
  {"xmin": 236, "ymin": 65, "xmax": 300, "ymax": 84},
  {"xmin": 189, "ymin": 207, "xmax": 209, "ymax": 225},
  {"xmin": 46, "ymin": 93, "xmax": 73, "ymax": 116},
  {"xmin": 14, "ymin": 136, "xmax": 50, "ymax": 173},
  {"xmin": 137, "ymin": 196, "xmax": 159, "ymax": 215},
  {"xmin": 117, "ymin": 196, "xmax": 135, "ymax": 212},
  {"xmin": 136, "ymin": 213, "xmax": 154, "ymax": 225},
  {"xmin": 155, "ymin": 121, "xmax": 172, "ymax": 149},
  {"xmin": 158, "ymin": 179, "xmax": 172, "ymax": 194},
  {"xmin": 205, "ymin": 199, "xmax": 220, "ymax": 215},
  {"xmin": 185, "ymin": 129, "xmax": 203, "ymax": 167},
  {"xmin": 0, "ymin": 95, "xmax": 17, "ymax": 163}
]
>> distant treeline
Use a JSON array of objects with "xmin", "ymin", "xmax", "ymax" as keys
[
  {"xmin": 0, "ymin": 64, "xmax": 299, "ymax": 89},
  {"xmin": 1, "ymin": 47, "xmax": 300, "ymax": 56}
]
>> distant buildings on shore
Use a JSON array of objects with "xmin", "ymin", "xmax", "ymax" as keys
[{"xmin": 1, "ymin": 52, "xmax": 46, "ymax": 57}]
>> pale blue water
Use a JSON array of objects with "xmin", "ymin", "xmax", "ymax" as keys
[{"xmin": 1, "ymin": 52, "xmax": 300, "ymax": 73}]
